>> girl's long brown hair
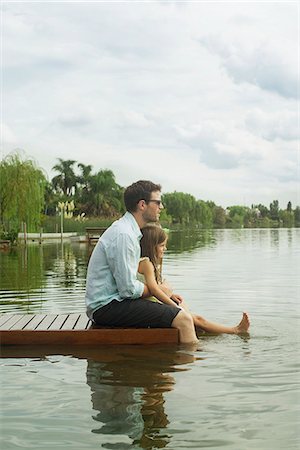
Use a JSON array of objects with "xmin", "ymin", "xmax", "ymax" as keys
[{"xmin": 140, "ymin": 225, "xmax": 168, "ymax": 283}]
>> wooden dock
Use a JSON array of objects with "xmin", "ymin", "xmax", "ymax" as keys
[
  {"xmin": 0, "ymin": 313, "xmax": 179, "ymax": 346},
  {"xmin": 85, "ymin": 227, "xmax": 107, "ymax": 244}
]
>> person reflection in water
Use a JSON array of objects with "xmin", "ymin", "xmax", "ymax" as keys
[
  {"xmin": 138, "ymin": 225, "xmax": 250, "ymax": 335},
  {"xmin": 86, "ymin": 348, "xmax": 197, "ymax": 449}
]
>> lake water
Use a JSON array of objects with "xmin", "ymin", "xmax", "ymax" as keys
[{"xmin": 0, "ymin": 228, "xmax": 299, "ymax": 449}]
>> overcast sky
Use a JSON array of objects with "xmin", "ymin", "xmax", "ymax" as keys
[{"xmin": 1, "ymin": 1, "xmax": 299, "ymax": 208}]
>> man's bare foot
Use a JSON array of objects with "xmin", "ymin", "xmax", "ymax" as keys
[{"xmin": 235, "ymin": 312, "xmax": 250, "ymax": 334}]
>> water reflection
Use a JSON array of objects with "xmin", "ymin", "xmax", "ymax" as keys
[
  {"xmin": 0, "ymin": 243, "xmax": 88, "ymax": 313},
  {"xmin": 270, "ymin": 229, "xmax": 280, "ymax": 247},
  {"xmin": 1, "ymin": 344, "xmax": 200, "ymax": 449},
  {"xmin": 167, "ymin": 229, "xmax": 216, "ymax": 254},
  {"xmin": 86, "ymin": 346, "xmax": 198, "ymax": 449},
  {"xmin": 0, "ymin": 230, "xmax": 216, "ymax": 312}
]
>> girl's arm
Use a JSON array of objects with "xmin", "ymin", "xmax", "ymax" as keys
[
  {"xmin": 138, "ymin": 259, "xmax": 180, "ymax": 308},
  {"xmin": 159, "ymin": 280, "xmax": 183, "ymax": 304}
]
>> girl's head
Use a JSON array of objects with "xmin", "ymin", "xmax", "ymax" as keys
[{"xmin": 140, "ymin": 225, "xmax": 168, "ymax": 282}]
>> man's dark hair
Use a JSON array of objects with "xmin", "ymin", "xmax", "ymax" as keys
[{"xmin": 124, "ymin": 180, "xmax": 161, "ymax": 212}]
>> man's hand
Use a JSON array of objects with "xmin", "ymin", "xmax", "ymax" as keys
[{"xmin": 170, "ymin": 293, "xmax": 184, "ymax": 305}]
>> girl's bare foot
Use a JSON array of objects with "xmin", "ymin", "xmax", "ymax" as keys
[{"xmin": 235, "ymin": 312, "xmax": 250, "ymax": 334}]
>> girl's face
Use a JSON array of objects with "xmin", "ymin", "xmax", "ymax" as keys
[{"xmin": 156, "ymin": 239, "xmax": 167, "ymax": 259}]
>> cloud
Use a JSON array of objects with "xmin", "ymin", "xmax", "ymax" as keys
[
  {"xmin": 245, "ymin": 109, "xmax": 299, "ymax": 142},
  {"xmin": 200, "ymin": 34, "xmax": 298, "ymax": 99},
  {"xmin": 2, "ymin": 2, "xmax": 298, "ymax": 207},
  {"xmin": 57, "ymin": 115, "xmax": 92, "ymax": 129},
  {"xmin": 1, "ymin": 123, "xmax": 17, "ymax": 145},
  {"xmin": 174, "ymin": 121, "xmax": 269, "ymax": 170}
]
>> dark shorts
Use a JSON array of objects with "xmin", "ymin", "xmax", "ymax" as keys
[{"xmin": 93, "ymin": 299, "xmax": 181, "ymax": 328}]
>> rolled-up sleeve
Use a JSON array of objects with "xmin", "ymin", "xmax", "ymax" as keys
[{"xmin": 107, "ymin": 232, "xmax": 144, "ymax": 299}]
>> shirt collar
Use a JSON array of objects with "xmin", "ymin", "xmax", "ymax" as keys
[{"xmin": 124, "ymin": 211, "xmax": 143, "ymax": 240}]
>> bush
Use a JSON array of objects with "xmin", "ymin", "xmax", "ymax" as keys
[
  {"xmin": 42, "ymin": 216, "xmax": 118, "ymax": 233},
  {"xmin": 0, "ymin": 229, "xmax": 18, "ymax": 244}
]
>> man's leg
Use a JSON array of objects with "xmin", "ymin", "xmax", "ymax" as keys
[{"xmin": 171, "ymin": 310, "xmax": 198, "ymax": 344}]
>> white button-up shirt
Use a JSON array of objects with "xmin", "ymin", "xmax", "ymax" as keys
[{"xmin": 85, "ymin": 212, "xmax": 145, "ymax": 318}]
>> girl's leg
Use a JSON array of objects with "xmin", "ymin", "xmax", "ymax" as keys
[
  {"xmin": 192, "ymin": 312, "xmax": 250, "ymax": 335},
  {"xmin": 180, "ymin": 300, "xmax": 250, "ymax": 335}
]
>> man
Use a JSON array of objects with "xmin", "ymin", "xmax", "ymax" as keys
[{"xmin": 85, "ymin": 180, "xmax": 198, "ymax": 344}]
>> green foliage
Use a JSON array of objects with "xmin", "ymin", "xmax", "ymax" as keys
[
  {"xmin": 212, "ymin": 206, "xmax": 226, "ymax": 228},
  {"xmin": 86, "ymin": 169, "xmax": 124, "ymax": 217},
  {"xmin": 50, "ymin": 159, "xmax": 125, "ymax": 218},
  {"xmin": 270, "ymin": 200, "xmax": 279, "ymax": 221},
  {"xmin": 294, "ymin": 207, "xmax": 300, "ymax": 227},
  {"xmin": 162, "ymin": 192, "xmax": 211, "ymax": 227},
  {"xmin": 52, "ymin": 159, "xmax": 77, "ymax": 196},
  {"xmin": 195, "ymin": 200, "xmax": 213, "ymax": 228},
  {"xmin": 0, "ymin": 245, "xmax": 46, "ymax": 309},
  {"xmin": 0, "ymin": 229, "xmax": 18, "ymax": 243},
  {"xmin": 42, "ymin": 215, "xmax": 116, "ymax": 233},
  {"xmin": 162, "ymin": 192, "xmax": 196, "ymax": 224},
  {"xmin": 279, "ymin": 210, "xmax": 294, "ymax": 227},
  {"xmin": 0, "ymin": 152, "xmax": 47, "ymax": 232},
  {"xmin": 227, "ymin": 205, "xmax": 249, "ymax": 219},
  {"xmin": 4, "ymin": 154, "xmax": 298, "ymax": 232}
]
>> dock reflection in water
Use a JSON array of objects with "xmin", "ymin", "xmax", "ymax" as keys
[
  {"xmin": 86, "ymin": 345, "xmax": 200, "ymax": 449},
  {"xmin": 1, "ymin": 343, "xmax": 201, "ymax": 449}
]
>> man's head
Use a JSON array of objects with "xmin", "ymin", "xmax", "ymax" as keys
[{"xmin": 124, "ymin": 180, "xmax": 163, "ymax": 225}]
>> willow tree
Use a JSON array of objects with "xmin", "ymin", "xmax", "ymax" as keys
[{"xmin": 0, "ymin": 153, "xmax": 47, "ymax": 232}]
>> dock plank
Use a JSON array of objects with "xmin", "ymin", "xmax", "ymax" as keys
[
  {"xmin": 23, "ymin": 314, "xmax": 46, "ymax": 330},
  {"xmin": 47, "ymin": 314, "xmax": 68, "ymax": 330},
  {"xmin": 9, "ymin": 315, "xmax": 35, "ymax": 330},
  {"xmin": 0, "ymin": 315, "xmax": 24, "ymax": 330},
  {"xmin": 0, "ymin": 314, "xmax": 14, "ymax": 327},
  {"xmin": 73, "ymin": 313, "xmax": 89, "ymax": 330},
  {"xmin": 35, "ymin": 315, "xmax": 58, "ymax": 330},
  {"xmin": 62, "ymin": 313, "xmax": 81, "ymax": 330}
]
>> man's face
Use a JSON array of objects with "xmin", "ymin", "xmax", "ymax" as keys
[{"xmin": 142, "ymin": 190, "xmax": 164, "ymax": 223}]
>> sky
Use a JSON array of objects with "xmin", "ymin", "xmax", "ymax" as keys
[{"xmin": 1, "ymin": 1, "xmax": 299, "ymax": 208}]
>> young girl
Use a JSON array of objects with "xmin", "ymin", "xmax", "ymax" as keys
[{"xmin": 138, "ymin": 225, "xmax": 250, "ymax": 335}]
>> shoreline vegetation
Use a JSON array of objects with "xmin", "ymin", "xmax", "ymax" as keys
[{"xmin": 1, "ymin": 152, "xmax": 299, "ymax": 243}]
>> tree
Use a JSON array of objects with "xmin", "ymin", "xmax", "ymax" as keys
[
  {"xmin": 0, "ymin": 153, "xmax": 47, "ymax": 232},
  {"xmin": 162, "ymin": 192, "xmax": 197, "ymax": 224},
  {"xmin": 52, "ymin": 158, "xmax": 77, "ymax": 196},
  {"xmin": 294, "ymin": 207, "xmax": 300, "ymax": 227},
  {"xmin": 76, "ymin": 163, "xmax": 93, "ymax": 209},
  {"xmin": 212, "ymin": 205, "xmax": 226, "ymax": 228},
  {"xmin": 279, "ymin": 210, "xmax": 294, "ymax": 227},
  {"xmin": 89, "ymin": 169, "xmax": 123, "ymax": 217},
  {"xmin": 225, "ymin": 206, "xmax": 249, "ymax": 228},
  {"xmin": 269, "ymin": 200, "xmax": 279, "ymax": 221},
  {"xmin": 195, "ymin": 200, "xmax": 213, "ymax": 228},
  {"xmin": 255, "ymin": 204, "xmax": 269, "ymax": 218}
]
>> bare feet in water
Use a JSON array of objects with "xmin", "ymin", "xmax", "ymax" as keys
[{"xmin": 235, "ymin": 312, "xmax": 250, "ymax": 334}]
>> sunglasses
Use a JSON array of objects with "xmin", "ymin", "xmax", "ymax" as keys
[{"xmin": 147, "ymin": 199, "xmax": 163, "ymax": 206}]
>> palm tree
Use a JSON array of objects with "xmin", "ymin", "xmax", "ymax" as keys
[
  {"xmin": 51, "ymin": 159, "xmax": 77, "ymax": 196},
  {"xmin": 89, "ymin": 170, "xmax": 123, "ymax": 216},
  {"xmin": 76, "ymin": 163, "xmax": 93, "ymax": 210}
]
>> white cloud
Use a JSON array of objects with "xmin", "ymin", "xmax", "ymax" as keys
[
  {"xmin": 2, "ymin": 1, "xmax": 299, "ymax": 208},
  {"xmin": 245, "ymin": 109, "xmax": 299, "ymax": 141}
]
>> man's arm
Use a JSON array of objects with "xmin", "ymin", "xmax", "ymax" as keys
[{"xmin": 107, "ymin": 233, "xmax": 144, "ymax": 299}]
